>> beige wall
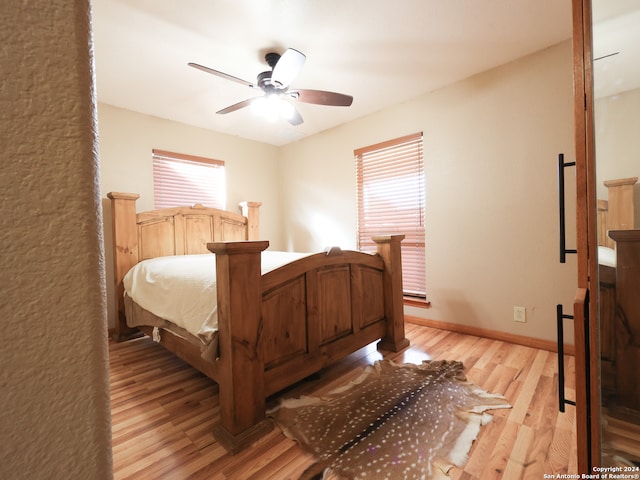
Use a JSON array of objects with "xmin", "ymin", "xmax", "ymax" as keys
[
  {"xmin": 1, "ymin": 1, "xmax": 112, "ymax": 479},
  {"xmin": 595, "ymin": 87, "xmax": 640, "ymax": 225},
  {"xmin": 97, "ymin": 104, "xmax": 282, "ymax": 327},
  {"xmin": 279, "ymin": 41, "xmax": 578, "ymax": 343}
]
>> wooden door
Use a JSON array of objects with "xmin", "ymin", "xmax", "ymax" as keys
[{"xmin": 571, "ymin": 0, "xmax": 600, "ymax": 473}]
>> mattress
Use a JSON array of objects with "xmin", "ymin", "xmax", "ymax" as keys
[
  {"xmin": 598, "ymin": 246, "xmax": 616, "ymax": 268},
  {"xmin": 123, "ymin": 251, "xmax": 310, "ymax": 345}
]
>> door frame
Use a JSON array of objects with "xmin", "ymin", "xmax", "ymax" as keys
[{"xmin": 571, "ymin": 0, "xmax": 601, "ymax": 472}]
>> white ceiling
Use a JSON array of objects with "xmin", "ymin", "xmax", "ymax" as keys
[
  {"xmin": 92, "ymin": 0, "xmax": 576, "ymax": 146},
  {"xmin": 592, "ymin": 0, "xmax": 640, "ymax": 99}
]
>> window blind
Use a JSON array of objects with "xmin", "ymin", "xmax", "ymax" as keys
[
  {"xmin": 355, "ymin": 133, "xmax": 426, "ymax": 297},
  {"xmin": 152, "ymin": 149, "xmax": 225, "ymax": 210}
]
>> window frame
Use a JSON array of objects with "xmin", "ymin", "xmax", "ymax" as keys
[
  {"xmin": 354, "ymin": 132, "xmax": 426, "ymax": 299},
  {"xmin": 152, "ymin": 149, "xmax": 226, "ymax": 210}
]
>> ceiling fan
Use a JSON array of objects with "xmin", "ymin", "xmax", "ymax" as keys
[{"xmin": 188, "ymin": 48, "xmax": 353, "ymax": 126}]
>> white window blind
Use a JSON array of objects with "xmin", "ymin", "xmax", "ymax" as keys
[
  {"xmin": 355, "ymin": 133, "xmax": 426, "ymax": 298},
  {"xmin": 152, "ymin": 149, "xmax": 225, "ymax": 210}
]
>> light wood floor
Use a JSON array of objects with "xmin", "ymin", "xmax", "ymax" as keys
[{"xmin": 109, "ymin": 323, "xmax": 578, "ymax": 479}]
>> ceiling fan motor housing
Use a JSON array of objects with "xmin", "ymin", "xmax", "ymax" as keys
[
  {"xmin": 257, "ymin": 71, "xmax": 278, "ymax": 91},
  {"xmin": 265, "ymin": 52, "xmax": 281, "ymax": 68}
]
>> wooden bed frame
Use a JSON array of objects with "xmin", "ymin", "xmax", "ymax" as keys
[
  {"xmin": 596, "ymin": 177, "xmax": 639, "ymax": 412},
  {"xmin": 597, "ymin": 176, "xmax": 637, "ymax": 248},
  {"xmin": 107, "ymin": 192, "xmax": 409, "ymax": 453}
]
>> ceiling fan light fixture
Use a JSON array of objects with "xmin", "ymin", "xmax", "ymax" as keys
[
  {"xmin": 251, "ymin": 95, "xmax": 283, "ymax": 122},
  {"xmin": 278, "ymin": 99, "xmax": 296, "ymax": 121}
]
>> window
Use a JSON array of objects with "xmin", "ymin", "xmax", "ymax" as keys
[
  {"xmin": 355, "ymin": 133, "xmax": 426, "ymax": 298},
  {"xmin": 152, "ymin": 149, "xmax": 225, "ymax": 209}
]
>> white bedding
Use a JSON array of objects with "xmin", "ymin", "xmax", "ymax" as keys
[
  {"xmin": 598, "ymin": 245, "xmax": 616, "ymax": 268},
  {"xmin": 123, "ymin": 251, "xmax": 310, "ymax": 344}
]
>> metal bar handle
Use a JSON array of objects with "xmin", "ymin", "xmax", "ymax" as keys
[
  {"xmin": 556, "ymin": 304, "xmax": 576, "ymax": 412},
  {"xmin": 558, "ymin": 153, "xmax": 577, "ymax": 263}
]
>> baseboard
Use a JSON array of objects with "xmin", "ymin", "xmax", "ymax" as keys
[{"xmin": 406, "ymin": 315, "xmax": 575, "ymax": 356}]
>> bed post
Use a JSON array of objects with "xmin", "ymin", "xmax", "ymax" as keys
[
  {"xmin": 107, "ymin": 192, "xmax": 141, "ymax": 341},
  {"xmin": 239, "ymin": 201, "xmax": 262, "ymax": 240},
  {"xmin": 373, "ymin": 234, "xmax": 410, "ymax": 352},
  {"xmin": 604, "ymin": 177, "xmax": 637, "ymax": 232},
  {"xmin": 207, "ymin": 240, "xmax": 272, "ymax": 453}
]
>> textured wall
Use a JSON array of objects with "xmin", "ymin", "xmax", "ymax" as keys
[{"xmin": 0, "ymin": 1, "xmax": 113, "ymax": 479}]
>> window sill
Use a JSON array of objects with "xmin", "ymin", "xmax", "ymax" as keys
[{"xmin": 404, "ymin": 296, "xmax": 431, "ymax": 308}]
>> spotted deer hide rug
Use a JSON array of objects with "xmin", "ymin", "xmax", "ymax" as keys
[{"xmin": 269, "ymin": 359, "xmax": 511, "ymax": 480}]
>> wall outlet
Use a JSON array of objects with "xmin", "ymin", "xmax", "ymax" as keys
[{"xmin": 514, "ymin": 306, "xmax": 526, "ymax": 323}]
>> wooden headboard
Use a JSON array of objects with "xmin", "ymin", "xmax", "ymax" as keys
[
  {"xmin": 597, "ymin": 177, "xmax": 637, "ymax": 247},
  {"xmin": 106, "ymin": 192, "xmax": 261, "ymax": 339}
]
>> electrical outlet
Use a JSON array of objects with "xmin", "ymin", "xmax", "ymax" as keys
[{"xmin": 514, "ymin": 306, "xmax": 526, "ymax": 323}]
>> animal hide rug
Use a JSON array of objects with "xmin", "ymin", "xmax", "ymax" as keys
[{"xmin": 269, "ymin": 359, "xmax": 511, "ymax": 480}]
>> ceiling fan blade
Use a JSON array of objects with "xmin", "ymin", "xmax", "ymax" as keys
[
  {"xmin": 594, "ymin": 52, "xmax": 619, "ymax": 61},
  {"xmin": 216, "ymin": 97, "xmax": 259, "ymax": 115},
  {"xmin": 271, "ymin": 49, "xmax": 306, "ymax": 88},
  {"xmin": 291, "ymin": 89, "xmax": 353, "ymax": 107},
  {"xmin": 188, "ymin": 62, "xmax": 257, "ymax": 89},
  {"xmin": 287, "ymin": 104, "xmax": 303, "ymax": 126}
]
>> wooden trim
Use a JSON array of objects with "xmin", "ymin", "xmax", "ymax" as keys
[
  {"xmin": 573, "ymin": 0, "xmax": 589, "ymax": 288},
  {"xmin": 404, "ymin": 297, "xmax": 431, "ymax": 308},
  {"xmin": 405, "ymin": 315, "xmax": 575, "ymax": 356},
  {"xmin": 603, "ymin": 177, "xmax": 639, "ymax": 189},
  {"xmin": 353, "ymin": 132, "xmax": 422, "ymax": 157},
  {"xmin": 572, "ymin": 0, "xmax": 600, "ymax": 472},
  {"xmin": 152, "ymin": 148, "xmax": 224, "ymax": 166},
  {"xmin": 609, "ymin": 229, "xmax": 640, "ymax": 243}
]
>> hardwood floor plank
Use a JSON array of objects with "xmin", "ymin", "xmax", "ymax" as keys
[
  {"xmin": 151, "ymin": 443, "xmax": 228, "ymax": 480},
  {"xmin": 477, "ymin": 363, "xmax": 519, "ymax": 396},
  {"xmin": 458, "ymin": 413, "xmax": 509, "ymax": 479},
  {"xmin": 114, "ymin": 433, "xmax": 193, "ymax": 479},
  {"xmin": 109, "ymin": 323, "xmax": 577, "ymax": 479},
  {"xmin": 508, "ymin": 350, "xmax": 549, "ymax": 424},
  {"xmin": 548, "ymin": 420, "xmax": 575, "ymax": 474},
  {"xmin": 502, "ymin": 423, "xmax": 534, "ymax": 479},
  {"xmin": 472, "ymin": 338, "xmax": 505, "ymax": 370},
  {"xmin": 111, "ymin": 407, "xmax": 172, "ymax": 447},
  {"xmin": 114, "ymin": 422, "xmax": 186, "ymax": 461},
  {"xmin": 243, "ymin": 441, "xmax": 309, "ymax": 480}
]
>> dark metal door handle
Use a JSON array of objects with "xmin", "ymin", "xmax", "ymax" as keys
[
  {"xmin": 558, "ymin": 153, "xmax": 577, "ymax": 263},
  {"xmin": 556, "ymin": 304, "xmax": 576, "ymax": 412}
]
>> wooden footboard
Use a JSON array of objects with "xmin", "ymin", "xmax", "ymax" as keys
[
  {"xmin": 609, "ymin": 229, "xmax": 640, "ymax": 413},
  {"xmin": 207, "ymin": 235, "xmax": 408, "ymax": 453}
]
